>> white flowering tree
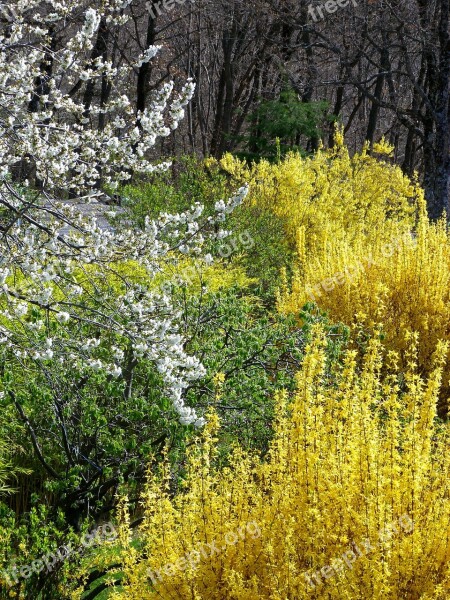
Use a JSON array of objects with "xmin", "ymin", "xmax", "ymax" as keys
[{"xmin": 0, "ymin": 0, "xmax": 247, "ymax": 526}]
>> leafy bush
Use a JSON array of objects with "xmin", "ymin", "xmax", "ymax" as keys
[
  {"xmin": 119, "ymin": 156, "xmax": 233, "ymax": 227},
  {"xmin": 0, "ymin": 410, "xmax": 30, "ymax": 499},
  {"xmin": 182, "ymin": 296, "xmax": 349, "ymax": 456},
  {"xmin": 235, "ymin": 89, "xmax": 331, "ymax": 162},
  {"xmin": 0, "ymin": 502, "xmax": 70, "ymax": 598},
  {"xmin": 121, "ymin": 157, "xmax": 294, "ymax": 302},
  {"xmin": 0, "ymin": 442, "xmax": 17, "ymax": 498},
  {"xmin": 233, "ymin": 136, "xmax": 449, "ymax": 411},
  {"xmin": 279, "ymin": 206, "xmax": 450, "ymax": 408},
  {"xmin": 219, "ymin": 134, "xmax": 450, "ymax": 409}
]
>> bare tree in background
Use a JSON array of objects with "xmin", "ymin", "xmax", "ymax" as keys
[{"xmin": 3, "ymin": 0, "xmax": 447, "ymax": 214}]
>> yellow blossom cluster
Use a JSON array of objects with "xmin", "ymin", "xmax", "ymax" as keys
[
  {"xmin": 220, "ymin": 135, "xmax": 450, "ymax": 409},
  {"xmin": 279, "ymin": 209, "xmax": 450, "ymax": 402},
  {"xmin": 219, "ymin": 132, "xmax": 418, "ymax": 249},
  {"xmin": 97, "ymin": 329, "xmax": 450, "ymax": 600}
]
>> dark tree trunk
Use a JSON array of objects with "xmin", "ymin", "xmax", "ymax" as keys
[
  {"xmin": 418, "ymin": 0, "xmax": 449, "ymax": 219},
  {"xmin": 430, "ymin": 0, "xmax": 450, "ymax": 219},
  {"xmin": 136, "ymin": 9, "xmax": 157, "ymax": 115},
  {"xmin": 83, "ymin": 17, "xmax": 109, "ymax": 120},
  {"xmin": 211, "ymin": 18, "xmax": 237, "ymax": 157},
  {"xmin": 366, "ymin": 46, "xmax": 389, "ymax": 146}
]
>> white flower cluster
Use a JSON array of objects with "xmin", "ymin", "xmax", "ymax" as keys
[
  {"xmin": 135, "ymin": 45, "xmax": 161, "ymax": 68},
  {"xmin": 214, "ymin": 186, "xmax": 249, "ymax": 221},
  {"xmin": 81, "ymin": 8, "xmax": 102, "ymax": 43},
  {"xmin": 0, "ymin": 3, "xmax": 248, "ymax": 428},
  {"xmin": 0, "ymin": 184, "xmax": 248, "ymax": 426},
  {"xmin": 0, "ymin": 2, "xmax": 195, "ymax": 192}
]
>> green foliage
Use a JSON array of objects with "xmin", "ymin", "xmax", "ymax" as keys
[
  {"xmin": 181, "ymin": 293, "xmax": 349, "ymax": 458},
  {"xmin": 120, "ymin": 157, "xmax": 293, "ymax": 304},
  {"xmin": 118, "ymin": 156, "xmax": 233, "ymax": 227},
  {"xmin": 0, "ymin": 443, "xmax": 15, "ymax": 497},
  {"xmin": 236, "ymin": 89, "xmax": 332, "ymax": 162},
  {"xmin": 0, "ymin": 411, "xmax": 30, "ymax": 498},
  {"xmin": 226, "ymin": 203, "xmax": 294, "ymax": 302},
  {"xmin": 0, "ymin": 501, "xmax": 69, "ymax": 599}
]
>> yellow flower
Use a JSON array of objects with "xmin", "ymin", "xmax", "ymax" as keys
[{"xmin": 86, "ymin": 331, "xmax": 450, "ymax": 599}]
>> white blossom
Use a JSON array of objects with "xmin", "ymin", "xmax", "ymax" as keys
[
  {"xmin": 14, "ymin": 303, "xmax": 28, "ymax": 318},
  {"xmin": 135, "ymin": 45, "xmax": 161, "ymax": 68},
  {"xmin": 108, "ymin": 364, "xmax": 122, "ymax": 378},
  {"xmin": 0, "ymin": 2, "xmax": 246, "ymax": 427},
  {"xmin": 55, "ymin": 312, "xmax": 71, "ymax": 323}
]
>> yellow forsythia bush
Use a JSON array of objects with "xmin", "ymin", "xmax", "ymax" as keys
[
  {"xmin": 104, "ymin": 329, "xmax": 450, "ymax": 599},
  {"xmin": 219, "ymin": 134, "xmax": 450, "ymax": 407},
  {"xmin": 219, "ymin": 132, "xmax": 418, "ymax": 250},
  {"xmin": 278, "ymin": 207, "xmax": 450, "ymax": 402}
]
